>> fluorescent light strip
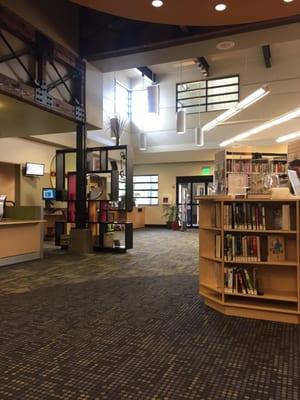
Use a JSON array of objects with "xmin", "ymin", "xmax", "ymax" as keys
[
  {"xmin": 202, "ymin": 85, "xmax": 270, "ymax": 132},
  {"xmin": 220, "ymin": 107, "xmax": 300, "ymax": 147},
  {"xmin": 276, "ymin": 131, "xmax": 300, "ymax": 143}
]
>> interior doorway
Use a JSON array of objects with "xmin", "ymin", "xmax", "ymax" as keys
[{"xmin": 176, "ymin": 176, "xmax": 213, "ymax": 227}]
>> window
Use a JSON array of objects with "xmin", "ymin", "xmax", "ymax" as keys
[
  {"xmin": 116, "ymin": 81, "xmax": 131, "ymax": 119},
  {"xmin": 176, "ymin": 75, "xmax": 239, "ymax": 114},
  {"xmin": 133, "ymin": 175, "xmax": 158, "ymax": 205}
]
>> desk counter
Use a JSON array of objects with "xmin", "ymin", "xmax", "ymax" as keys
[{"xmin": 0, "ymin": 219, "xmax": 44, "ymax": 267}]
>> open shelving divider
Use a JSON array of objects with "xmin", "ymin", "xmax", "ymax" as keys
[
  {"xmin": 55, "ymin": 145, "xmax": 133, "ymax": 253},
  {"xmin": 198, "ymin": 196, "xmax": 300, "ymax": 324}
]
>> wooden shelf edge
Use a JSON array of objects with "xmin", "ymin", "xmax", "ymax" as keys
[
  {"xmin": 224, "ymin": 228, "xmax": 297, "ymax": 234},
  {"xmin": 200, "ymin": 226, "xmax": 221, "ymax": 231},
  {"xmin": 224, "ymin": 260, "xmax": 297, "ymax": 266},
  {"xmin": 224, "ymin": 292, "xmax": 298, "ymax": 303},
  {"xmin": 200, "ymin": 282, "xmax": 222, "ymax": 294},
  {"xmin": 200, "ymin": 255, "xmax": 222, "ymax": 263}
]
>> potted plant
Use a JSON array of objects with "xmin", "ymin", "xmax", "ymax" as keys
[{"xmin": 162, "ymin": 204, "xmax": 179, "ymax": 230}]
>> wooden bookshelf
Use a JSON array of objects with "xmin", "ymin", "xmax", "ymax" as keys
[
  {"xmin": 197, "ymin": 196, "xmax": 300, "ymax": 324},
  {"xmin": 214, "ymin": 150, "xmax": 288, "ymax": 195}
]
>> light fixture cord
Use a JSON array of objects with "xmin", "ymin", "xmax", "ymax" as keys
[{"xmin": 113, "ymin": 71, "xmax": 117, "ymax": 116}]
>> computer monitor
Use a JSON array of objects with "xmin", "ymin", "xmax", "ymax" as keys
[
  {"xmin": 42, "ymin": 188, "xmax": 56, "ymax": 201},
  {"xmin": 25, "ymin": 162, "xmax": 45, "ymax": 176}
]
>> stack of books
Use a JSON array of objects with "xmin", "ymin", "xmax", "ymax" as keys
[{"xmin": 224, "ymin": 266, "xmax": 259, "ymax": 295}]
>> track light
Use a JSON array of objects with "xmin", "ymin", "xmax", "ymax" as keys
[
  {"xmin": 195, "ymin": 128, "xmax": 204, "ymax": 147},
  {"xmin": 139, "ymin": 132, "xmax": 147, "ymax": 150},
  {"xmin": 197, "ymin": 57, "xmax": 210, "ymax": 77},
  {"xmin": 203, "ymin": 85, "xmax": 270, "ymax": 132},
  {"xmin": 176, "ymin": 109, "xmax": 186, "ymax": 134},
  {"xmin": 220, "ymin": 107, "xmax": 300, "ymax": 147},
  {"xmin": 276, "ymin": 131, "xmax": 300, "ymax": 143}
]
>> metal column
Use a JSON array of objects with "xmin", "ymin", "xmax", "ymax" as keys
[{"xmin": 75, "ymin": 122, "xmax": 87, "ymax": 229}]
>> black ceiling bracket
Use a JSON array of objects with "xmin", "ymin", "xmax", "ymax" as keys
[
  {"xmin": 75, "ymin": 105, "xmax": 85, "ymax": 123},
  {"xmin": 262, "ymin": 45, "xmax": 272, "ymax": 68},
  {"xmin": 35, "ymin": 81, "xmax": 53, "ymax": 107}
]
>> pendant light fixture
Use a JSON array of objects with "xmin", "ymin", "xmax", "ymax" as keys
[
  {"xmin": 139, "ymin": 132, "xmax": 147, "ymax": 150},
  {"xmin": 195, "ymin": 107, "xmax": 204, "ymax": 147},
  {"xmin": 176, "ymin": 63, "xmax": 186, "ymax": 134},
  {"xmin": 195, "ymin": 127, "xmax": 204, "ymax": 147},
  {"xmin": 147, "ymin": 84, "xmax": 160, "ymax": 114},
  {"xmin": 110, "ymin": 72, "xmax": 117, "ymax": 141}
]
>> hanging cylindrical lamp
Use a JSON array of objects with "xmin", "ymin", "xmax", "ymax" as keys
[
  {"xmin": 111, "ymin": 71, "xmax": 117, "ymax": 141},
  {"xmin": 110, "ymin": 117, "xmax": 118, "ymax": 140},
  {"xmin": 176, "ymin": 109, "xmax": 186, "ymax": 134},
  {"xmin": 195, "ymin": 127, "xmax": 204, "ymax": 147},
  {"xmin": 147, "ymin": 84, "xmax": 160, "ymax": 114},
  {"xmin": 139, "ymin": 132, "xmax": 147, "ymax": 150}
]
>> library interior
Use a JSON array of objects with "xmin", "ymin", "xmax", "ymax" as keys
[{"xmin": 1, "ymin": 0, "xmax": 300, "ymax": 399}]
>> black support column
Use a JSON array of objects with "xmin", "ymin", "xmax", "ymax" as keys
[
  {"xmin": 75, "ymin": 122, "xmax": 87, "ymax": 229},
  {"xmin": 75, "ymin": 60, "xmax": 87, "ymax": 230}
]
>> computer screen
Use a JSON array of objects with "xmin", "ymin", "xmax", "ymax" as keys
[
  {"xmin": 25, "ymin": 162, "xmax": 45, "ymax": 176},
  {"xmin": 42, "ymin": 188, "xmax": 56, "ymax": 201}
]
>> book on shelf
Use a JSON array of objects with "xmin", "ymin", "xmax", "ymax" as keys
[
  {"xmin": 224, "ymin": 266, "xmax": 259, "ymax": 295},
  {"xmin": 267, "ymin": 235, "xmax": 285, "ymax": 262},
  {"xmin": 215, "ymin": 235, "xmax": 221, "ymax": 259},
  {"xmin": 224, "ymin": 203, "xmax": 266, "ymax": 230},
  {"xmin": 267, "ymin": 204, "xmax": 291, "ymax": 230},
  {"xmin": 224, "ymin": 234, "xmax": 261, "ymax": 262},
  {"xmin": 210, "ymin": 203, "xmax": 221, "ymax": 228},
  {"xmin": 224, "ymin": 202, "xmax": 291, "ymax": 231},
  {"xmin": 227, "ymin": 173, "xmax": 248, "ymax": 196}
]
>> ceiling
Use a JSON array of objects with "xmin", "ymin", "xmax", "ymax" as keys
[
  {"xmin": 72, "ymin": 0, "xmax": 300, "ymax": 26},
  {"xmin": 72, "ymin": 0, "xmax": 300, "ymax": 62}
]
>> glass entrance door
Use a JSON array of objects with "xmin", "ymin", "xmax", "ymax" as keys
[{"xmin": 176, "ymin": 176, "xmax": 213, "ymax": 227}]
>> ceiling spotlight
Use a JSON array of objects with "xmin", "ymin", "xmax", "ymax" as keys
[
  {"xmin": 215, "ymin": 3, "xmax": 227, "ymax": 11},
  {"xmin": 283, "ymin": 0, "xmax": 294, "ymax": 3},
  {"xmin": 197, "ymin": 57, "xmax": 210, "ymax": 77},
  {"xmin": 152, "ymin": 0, "xmax": 163, "ymax": 7}
]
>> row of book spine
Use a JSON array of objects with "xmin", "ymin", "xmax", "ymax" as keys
[
  {"xmin": 224, "ymin": 267, "xmax": 259, "ymax": 295},
  {"xmin": 224, "ymin": 203, "xmax": 266, "ymax": 230},
  {"xmin": 226, "ymin": 159, "xmax": 251, "ymax": 173},
  {"xmin": 224, "ymin": 234, "xmax": 261, "ymax": 262},
  {"xmin": 270, "ymin": 162, "xmax": 287, "ymax": 174}
]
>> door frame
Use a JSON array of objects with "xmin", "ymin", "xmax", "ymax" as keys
[{"xmin": 176, "ymin": 175, "xmax": 213, "ymax": 228}]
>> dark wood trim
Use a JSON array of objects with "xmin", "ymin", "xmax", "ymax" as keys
[
  {"xmin": 0, "ymin": 5, "xmax": 86, "ymax": 123},
  {"xmin": 0, "ymin": 72, "xmax": 77, "ymax": 122},
  {"xmin": 84, "ymin": 15, "xmax": 300, "ymax": 61}
]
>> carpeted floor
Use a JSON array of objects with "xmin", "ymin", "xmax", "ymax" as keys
[{"xmin": 0, "ymin": 228, "xmax": 299, "ymax": 399}]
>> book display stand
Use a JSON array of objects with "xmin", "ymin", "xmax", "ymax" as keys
[{"xmin": 197, "ymin": 196, "xmax": 300, "ymax": 324}]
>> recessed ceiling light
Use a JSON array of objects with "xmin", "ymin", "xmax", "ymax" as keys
[
  {"xmin": 152, "ymin": 0, "xmax": 163, "ymax": 7},
  {"xmin": 283, "ymin": 0, "xmax": 294, "ymax": 3},
  {"xmin": 215, "ymin": 3, "xmax": 227, "ymax": 11},
  {"xmin": 216, "ymin": 40, "xmax": 235, "ymax": 50}
]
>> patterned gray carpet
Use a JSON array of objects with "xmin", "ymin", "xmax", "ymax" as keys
[{"xmin": 0, "ymin": 229, "xmax": 299, "ymax": 399}]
